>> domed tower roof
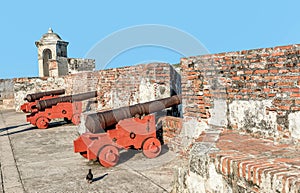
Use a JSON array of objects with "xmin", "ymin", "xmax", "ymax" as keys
[
  {"xmin": 35, "ymin": 28, "xmax": 68, "ymax": 47},
  {"xmin": 39, "ymin": 28, "xmax": 62, "ymax": 42}
]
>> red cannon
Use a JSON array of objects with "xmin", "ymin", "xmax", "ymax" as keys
[
  {"xmin": 74, "ymin": 95, "xmax": 181, "ymax": 167},
  {"xmin": 22, "ymin": 91, "xmax": 97, "ymax": 129}
]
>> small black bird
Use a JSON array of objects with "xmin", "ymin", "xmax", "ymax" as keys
[{"xmin": 86, "ymin": 169, "xmax": 93, "ymax": 184}]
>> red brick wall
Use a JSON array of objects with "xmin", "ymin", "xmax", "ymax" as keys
[
  {"xmin": 64, "ymin": 63, "xmax": 174, "ymax": 110},
  {"xmin": 161, "ymin": 116, "xmax": 183, "ymax": 150},
  {"xmin": 181, "ymin": 44, "xmax": 300, "ymax": 141},
  {"xmin": 13, "ymin": 63, "xmax": 180, "ymax": 112}
]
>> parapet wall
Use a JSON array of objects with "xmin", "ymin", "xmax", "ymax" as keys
[
  {"xmin": 12, "ymin": 63, "xmax": 181, "ymax": 112},
  {"xmin": 0, "ymin": 79, "xmax": 14, "ymax": 109},
  {"xmin": 13, "ymin": 77, "xmax": 66, "ymax": 111},
  {"xmin": 181, "ymin": 44, "xmax": 300, "ymax": 143},
  {"xmin": 67, "ymin": 58, "xmax": 95, "ymax": 74},
  {"xmin": 48, "ymin": 57, "xmax": 95, "ymax": 77},
  {"xmin": 172, "ymin": 44, "xmax": 300, "ymax": 193},
  {"xmin": 64, "ymin": 63, "xmax": 180, "ymax": 110}
]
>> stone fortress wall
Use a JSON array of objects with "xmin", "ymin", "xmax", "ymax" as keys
[
  {"xmin": 9, "ymin": 63, "xmax": 180, "ymax": 113},
  {"xmin": 169, "ymin": 44, "xmax": 300, "ymax": 193},
  {"xmin": 181, "ymin": 44, "xmax": 300, "ymax": 143},
  {"xmin": 0, "ymin": 79, "xmax": 14, "ymax": 109},
  {"xmin": 1, "ymin": 29, "xmax": 300, "ymax": 192}
]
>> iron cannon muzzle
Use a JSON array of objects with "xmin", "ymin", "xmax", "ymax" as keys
[
  {"xmin": 36, "ymin": 91, "xmax": 97, "ymax": 111},
  {"xmin": 24, "ymin": 89, "xmax": 65, "ymax": 102}
]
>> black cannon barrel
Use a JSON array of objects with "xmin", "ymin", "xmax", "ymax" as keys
[
  {"xmin": 24, "ymin": 89, "xmax": 65, "ymax": 102},
  {"xmin": 36, "ymin": 91, "xmax": 97, "ymax": 111},
  {"xmin": 85, "ymin": 95, "xmax": 181, "ymax": 133}
]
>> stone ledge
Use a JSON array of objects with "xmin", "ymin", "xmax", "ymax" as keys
[{"xmin": 208, "ymin": 130, "xmax": 300, "ymax": 192}]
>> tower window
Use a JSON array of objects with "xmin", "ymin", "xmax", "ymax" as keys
[{"xmin": 42, "ymin": 49, "xmax": 52, "ymax": 76}]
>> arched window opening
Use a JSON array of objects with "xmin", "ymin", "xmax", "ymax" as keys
[{"xmin": 42, "ymin": 49, "xmax": 52, "ymax": 76}]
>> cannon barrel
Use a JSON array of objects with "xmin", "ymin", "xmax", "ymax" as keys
[
  {"xmin": 36, "ymin": 91, "xmax": 97, "ymax": 111},
  {"xmin": 85, "ymin": 95, "xmax": 181, "ymax": 133},
  {"xmin": 24, "ymin": 89, "xmax": 65, "ymax": 102}
]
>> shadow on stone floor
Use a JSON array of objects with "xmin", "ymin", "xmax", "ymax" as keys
[
  {"xmin": 0, "ymin": 127, "xmax": 36, "ymax": 137},
  {"xmin": 92, "ymin": 173, "xmax": 108, "ymax": 183},
  {"xmin": 118, "ymin": 149, "xmax": 139, "ymax": 165},
  {"xmin": 0, "ymin": 123, "xmax": 30, "ymax": 133},
  {"xmin": 117, "ymin": 144, "xmax": 170, "ymax": 165},
  {"xmin": 0, "ymin": 120, "xmax": 74, "ymax": 136}
]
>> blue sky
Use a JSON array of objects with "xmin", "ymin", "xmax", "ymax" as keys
[{"xmin": 1, "ymin": 0, "xmax": 300, "ymax": 79}]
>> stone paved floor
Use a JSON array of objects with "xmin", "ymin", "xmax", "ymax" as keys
[{"xmin": 0, "ymin": 110, "xmax": 179, "ymax": 193}]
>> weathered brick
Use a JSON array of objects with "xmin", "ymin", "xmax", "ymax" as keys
[
  {"xmin": 277, "ymin": 82, "xmax": 294, "ymax": 86},
  {"xmin": 279, "ymin": 106, "xmax": 290, "ymax": 110},
  {"xmin": 254, "ymin": 69, "xmax": 268, "ymax": 74},
  {"xmin": 269, "ymin": 76, "xmax": 284, "ymax": 81},
  {"xmin": 274, "ymin": 63, "xmax": 284, "ymax": 68},
  {"xmin": 291, "ymin": 107, "xmax": 300, "ymax": 111},
  {"xmin": 275, "ymin": 45, "xmax": 293, "ymax": 50},
  {"xmin": 282, "ymin": 76, "xmax": 300, "ymax": 80},
  {"xmin": 281, "ymin": 88, "xmax": 300, "ymax": 93},
  {"xmin": 272, "ymin": 52, "xmax": 285, "ymax": 56}
]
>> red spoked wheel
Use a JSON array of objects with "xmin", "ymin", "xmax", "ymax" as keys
[
  {"xmin": 71, "ymin": 113, "xmax": 81, "ymax": 125},
  {"xmin": 142, "ymin": 137, "xmax": 161, "ymax": 159},
  {"xmin": 36, "ymin": 117, "xmax": 50, "ymax": 129},
  {"xmin": 98, "ymin": 145, "xmax": 119, "ymax": 168}
]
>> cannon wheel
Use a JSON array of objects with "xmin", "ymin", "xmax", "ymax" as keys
[
  {"xmin": 98, "ymin": 145, "xmax": 119, "ymax": 168},
  {"xmin": 142, "ymin": 137, "xmax": 161, "ymax": 158},
  {"xmin": 36, "ymin": 116, "xmax": 50, "ymax": 129},
  {"xmin": 71, "ymin": 113, "xmax": 81, "ymax": 125}
]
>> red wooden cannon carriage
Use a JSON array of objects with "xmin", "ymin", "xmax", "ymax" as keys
[
  {"xmin": 74, "ymin": 95, "xmax": 181, "ymax": 167},
  {"xmin": 21, "ymin": 90, "xmax": 97, "ymax": 129}
]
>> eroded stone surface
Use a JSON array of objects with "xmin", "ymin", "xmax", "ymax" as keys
[
  {"xmin": 288, "ymin": 111, "xmax": 300, "ymax": 139},
  {"xmin": 229, "ymin": 100, "xmax": 278, "ymax": 138},
  {"xmin": 173, "ymin": 130, "xmax": 300, "ymax": 193}
]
